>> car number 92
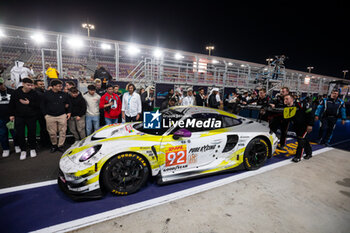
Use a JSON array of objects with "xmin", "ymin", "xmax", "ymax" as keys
[{"xmin": 165, "ymin": 145, "xmax": 187, "ymax": 167}]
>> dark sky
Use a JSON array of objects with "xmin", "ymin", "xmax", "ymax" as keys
[{"xmin": 0, "ymin": 1, "xmax": 349, "ymax": 78}]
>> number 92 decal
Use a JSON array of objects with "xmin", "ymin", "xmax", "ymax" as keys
[{"xmin": 165, "ymin": 145, "xmax": 187, "ymax": 167}]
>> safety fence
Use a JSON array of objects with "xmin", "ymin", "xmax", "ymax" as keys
[{"xmin": 0, "ymin": 24, "xmax": 340, "ymax": 95}]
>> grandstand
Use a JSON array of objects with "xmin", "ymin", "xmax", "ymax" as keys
[{"xmin": 0, "ymin": 24, "xmax": 341, "ymax": 96}]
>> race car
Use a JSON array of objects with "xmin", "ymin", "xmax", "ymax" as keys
[{"xmin": 58, "ymin": 106, "xmax": 278, "ymax": 200}]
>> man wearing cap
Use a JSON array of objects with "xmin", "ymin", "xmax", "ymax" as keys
[
  {"xmin": 315, "ymin": 89, "xmax": 346, "ymax": 146},
  {"xmin": 182, "ymin": 87, "xmax": 196, "ymax": 106},
  {"xmin": 0, "ymin": 77, "xmax": 19, "ymax": 157}
]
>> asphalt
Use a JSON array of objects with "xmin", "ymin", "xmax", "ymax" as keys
[{"xmin": 72, "ymin": 148, "xmax": 350, "ymax": 233}]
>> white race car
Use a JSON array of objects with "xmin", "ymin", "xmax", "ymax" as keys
[{"xmin": 58, "ymin": 106, "xmax": 278, "ymax": 200}]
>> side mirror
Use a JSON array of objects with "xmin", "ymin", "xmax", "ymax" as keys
[{"xmin": 173, "ymin": 128, "xmax": 192, "ymax": 140}]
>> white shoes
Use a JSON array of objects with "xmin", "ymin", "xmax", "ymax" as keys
[
  {"xmin": 20, "ymin": 151, "xmax": 26, "ymax": 160},
  {"xmin": 15, "ymin": 146, "xmax": 21, "ymax": 153},
  {"xmin": 2, "ymin": 150, "xmax": 10, "ymax": 157},
  {"xmin": 30, "ymin": 149, "xmax": 37, "ymax": 158}
]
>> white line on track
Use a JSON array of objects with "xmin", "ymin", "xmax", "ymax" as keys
[
  {"xmin": 32, "ymin": 146, "xmax": 334, "ymax": 233},
  {"xmin": 0, "ymin": 180, "xmax": 57, "ymax": 195}
]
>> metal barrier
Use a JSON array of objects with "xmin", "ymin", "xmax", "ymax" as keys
[{"xmin": 0, "ymin": 24, "xmax": 339, "ymax": 95}]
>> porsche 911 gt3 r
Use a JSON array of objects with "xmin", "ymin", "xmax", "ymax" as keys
[{"xmin": 58, "ymin": 106, "xmax": 278, "ymax": 200}]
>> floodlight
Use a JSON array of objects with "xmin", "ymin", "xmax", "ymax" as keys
[
  {"xmin": 101, "ymin": 43, "xmax": 111, "ymax": 50},
  {"xmin": 0, "ymin": 29, "xmax": 6, "ymax": 38},
  {"xmin": 175, "ymin": 53, "xmax": 184, "ymax": 60},
  {"xmin": 127, "ymin": 45, "xmax": 140, "ymax": 55},
  {"xmin": 153, "ymin": 48, "xmax": 163, "ymax": 58},
  {"xmin": 228, "ymin": 62, "xmax": 233, "ymax": 66},
  {"xmin": 240, "ymin": 64, "xmax": 246, "ymax": 67},
  {"xmin": 212, "ymin": 60, "xmax": 219, "ymax": 64},
  {"xmin": 304, "ymin": 76, "xmax": 310, "ymax": 84},
  {"xmin": 30, "ymin": 33, "xmax": 46, "ymax": 43},
  {"xmin": 67, "ymin": 37, "xmax": 84, "ymax": 48}
]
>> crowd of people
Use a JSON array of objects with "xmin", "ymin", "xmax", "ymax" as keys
[{"xmin": 0, "ymin": 62, "xmax": 349, "ymax": 163}]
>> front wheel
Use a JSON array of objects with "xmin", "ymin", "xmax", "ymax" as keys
[
  {"xmin": 101, "ymin": 153, "xmax": 149, "ymax": 195},
  {"xmin": 243, "ymin": 138, "xmax": 269, "ymax": 170}
]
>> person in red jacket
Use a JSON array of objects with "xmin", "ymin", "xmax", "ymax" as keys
[{"xmin": 99, "ymin": 85, "xmax": 122, "ymax": 125}]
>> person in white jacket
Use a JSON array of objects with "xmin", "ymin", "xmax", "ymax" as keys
[
  {"xmin": 10, "ymin": 61, "xmax": 34, "ymax": 89},
  {"xmin": 122, "ymin": 83, "xmax": 142, "ymax": 122}
]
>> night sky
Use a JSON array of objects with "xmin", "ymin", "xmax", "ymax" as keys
[{"xmin": 0, "ymin": 1, "xmax": 349, "ymax": 78}]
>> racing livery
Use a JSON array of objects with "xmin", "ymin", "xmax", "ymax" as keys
[{"xmin": 58, "ymin": 106, "xmax": 278, "ymax": 200}]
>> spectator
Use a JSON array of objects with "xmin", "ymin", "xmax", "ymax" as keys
[
  {"xmin": 95, "ymin": 78, "xmax": 106, "ymax": 126},
  {"xmin": 83, "ymin": 85, "xmax": 100, "ymax": 135},
  {"xmin": 64, "ymin": 81, "xmax": 75, "ymax": 93},
  {"xmin": 34, "ymin": 80, "xmax": 50, "ymax": 147},
  {"xmin": 41, "ymin": 79, "xmax": 71, "ymax": 153},
  {"xmin": 9, "ymin": 78, "xmax": 39, "ymax": 160},
  {"xmin": 160, "ymin": 97, "xmax": 176, "ymax": 111},
  {"xmin": 208, "ymin": 88, "xmax": 221, "ymax": 109},
  {"xmin": 139, "ymin": 87, "xmax": 145, "ymax": 96},
  {"xmin": 141, "ymin": 86, "xmax": 155, "ymax": 112},
  {"xmin": 113, "ymin": 84, "xmax": 123, "ymax": 123},
  {"xmin": 113, "ymin": 85, "xmax": 122, "ymax": 98},
  {"xmin": 100, "ymin": 85, "xmax": 122, "ymax": 125},
  {"xmin": 45, "ymin": 63, "xmax": 59, "ymax": 79},
  {"xmin": 94, "ymin": 65, "xmax": 112, "ymax": 89},
  {"xmin": 122, "ymin": 83, "xmax": 142, "ymax": 122},
  {"xmin": 68, "ymin": 87, "xmax": 87, "ymax": 142},
  {"xmin": 196, "ymin": 87, "xmax": 207, "ymax": 107},
  {"xmin": 182, "ymin": 87, "xmax": 196, "ymax": 106},
  {"xmin": 0, "ymin": 77, "xmax": 19, "ymax": 157},
  {"xmin": 174, "ymin": 88, "xmax": 183, "ymax": 106},
  {"xmin": 166, "ymin": 88, "xmax": 174, "ymax": 100},
  {"xmin": 10, "ymin": 61, "xmax": 34, "ymax": 89}
]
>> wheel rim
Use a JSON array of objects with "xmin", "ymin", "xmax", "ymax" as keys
[
  {"xmin": 108, "ymin": 158, "xmax": 144, "ymax": 191},
  {"xmin": 248, "ymin": 141, "xmax": 267, "ymax": 167}
]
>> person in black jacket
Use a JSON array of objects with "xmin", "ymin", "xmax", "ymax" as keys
[
  {"xmin": 68, "ymin": 87, "xmax": 87, "ymax": 142},
  {"xmin": 9, "ymin": 78, "xmax": 39, "ymax": 160},
  {"xmin": 208, "ymin": 88, "xmax": 220, "ymax": 109},
  {"xmin": 41, "ymin": 79, "xmax": 71, "ymax": 153},
  {"xmin": 34, "ymin": 80, "xmax": 50, "ymax": 147},
  {"xmin": 196, "ymin": 87, "xmax": 207, "ymax": 107},
  {"xmin": 141, "ymin": 86, "xmax": 155, "ymax": 113},
  {"xmin": 0, "ymin": 77, "xmax": 20, "ymax": 157},
  {"xmin": 281, "ymin": 94, "xmax": 314, "ymax": 162},
  {"xmin": 94, "ymin": 66, "xmax": 112, "ymax": 89}
]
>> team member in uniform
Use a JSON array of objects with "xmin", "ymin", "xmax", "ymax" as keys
[
  {"xmin": 249, "ymin": 88, "xmax": 270, "ymax": 121},
  {"xmin": 281, "ymin": 94, "xmax": 314, "ymax": 162},
  {"xmin": 315, "ymin": 89, "xmax": 346, "ymax": 145}
]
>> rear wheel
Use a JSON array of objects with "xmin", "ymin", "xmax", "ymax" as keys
[
  {"xmin": 243, "ymin": 138, "xmax": 269, "ymax": 170},
  {"xmin": 101, "ymin": 153, "xmax": 149, "ymax": 195}
]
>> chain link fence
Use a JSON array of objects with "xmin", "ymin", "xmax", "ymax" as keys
[{"xmin": 0, "ymin": 24, "xmax": 339, "ymax": 96}]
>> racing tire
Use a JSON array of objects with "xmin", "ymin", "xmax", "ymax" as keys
[
  {"xmin": 101, "ymin": 153, "xmax": 149, "ymax": 195},
  {"xmin": 243, "ymin": 138, "xmax": 269, "ymax": 171}
]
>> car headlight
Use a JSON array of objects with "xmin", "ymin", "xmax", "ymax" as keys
[{"xmin": 79, "ymin": 145, "xmax": 102, "ymax": 162}]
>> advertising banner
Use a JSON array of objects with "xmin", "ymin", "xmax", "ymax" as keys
[{"xmin": 156, "ymin": 83, "xmax": 174, "ymax": 107}]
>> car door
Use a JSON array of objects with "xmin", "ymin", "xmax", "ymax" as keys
[{"xmin": 159, "ymin": 113, "xmax": 227, "ymax": 176}]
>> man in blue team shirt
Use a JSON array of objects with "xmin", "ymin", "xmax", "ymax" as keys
[{"xmin": 315, "ymin": 89, "xmax": 346, "ymax": 146}]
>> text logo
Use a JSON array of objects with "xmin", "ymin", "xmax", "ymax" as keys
[{"xmin": 144, "ymin": 110, "xmax": 162, "ymax": 129}]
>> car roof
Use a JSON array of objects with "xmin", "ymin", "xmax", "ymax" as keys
[{"xmin": 168, "ymin": 106, "xmax": 239, "ymax": 119}]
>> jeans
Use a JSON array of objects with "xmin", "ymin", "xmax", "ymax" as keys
[
  {"xmin": 86, "ymin": 115, "xmax": 100, "ymax": 136},
  {"xmin": 105, "ymin": 117, "xmax": 118, "ymax": 125}
]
